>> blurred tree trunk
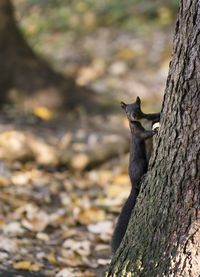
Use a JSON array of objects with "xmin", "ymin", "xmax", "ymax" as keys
[
  {"xmin": 0, "ymin": 0, "xmax": 96, "ymax": 110},
  {"xmin": 106, "ymin": 0, "xmax": 200, "ymax": 276}
]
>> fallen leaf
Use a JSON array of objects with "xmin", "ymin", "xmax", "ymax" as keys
[
  {"xmin": 97, "ymin": 258, "xmax": 111, "ymax": 266},
  {"xmin": 33, "ymin": 106, "xmax": 54, "ymax": 121},
  {"xmin": 94, "ymin": 244, "xmax": 110, "ymax": 252},
  {"xmin": 14, "ymin": 261, "xmax": 31, "ymax": 270},
  {"xmin": 46, "ymin": 251, "xmax": 57, "ymax": 265},
  {"xmin": 0, "ymin": 236, "xmax": 18, "ymax": 253},
  {"xmin": 3, "ymin": 221, "xmax": 25, "ymax": 235},
  {"xmin": 113, "ymin": 174, "xmax": 129, "ymax": 186},
  {"xmin": 21, "ymin": 204, "xmax": 49, "ymax": 232},
  {"xmin": 36, "ymin": 232, "xmax": 49, "ymax": 241},
  {"xmin": 13, "ymin": 261, "xmax": 42, "ymax": 271},
  {"xmin": 63, "ymin": 239, "xmax": 91, "ymax": 257},
  {"xmin": 29, "ymin": 138, "xmax": 59, "ymax": 166},
  {"xmin": 11, "ymin": 172, "xmax": 30, "ymax": 186},
  {"xmin": 0, "ymin": 131, "xmax": 32, "ymax": 161},
  {"xmin": 87, "ymin": 221, "xmax": 113, "ymax": 235},
  {"xmin": 106, "ymin": 183, "xmax": 129, "ymax": 198},
  {"xmin": 59, "ymin": 249, "xmax": 82, "ymax": 267},
  {"xmin": 75, "ymin": 207, "xmax": 106, "ymax": 225},
  {"xmin": 70, "ymin": 153, "xmax": 89, "ymax": 171}
]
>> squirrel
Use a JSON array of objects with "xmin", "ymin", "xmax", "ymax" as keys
[
  {"xmin": 121, "ymin": 96, "xmax": 160, "ymax": 124},
  {"xmin": 111, "ymin": 120, "xmax": 156, "ymax": 253},
  {"xmin": 121, "ymin": 96, "xmax": 160, "ymax": 161}
]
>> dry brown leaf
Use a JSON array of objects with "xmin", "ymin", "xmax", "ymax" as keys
[
  {"xmin": 36, "ymin": 232, "xmax": 49, "ymax": 241},
  {"xmin": 22, "ymin": 217, "xmax": 49, "ymax": 232},
  {"xmin": 75, "ymin": 207, "xmax": 106, "ymax": 225},
  {"xmin": 60, "ymin": 249, "xmax": 82, "ymax": 267},
  {"xmin": 88, "ymin": 170, "xmax": 113, "ymax": 185},
  {"xmin": 0, "ymin": 176, "xmax": 10, "ymax": 186},
  {"xmin": 0, "ymin": 192, "xmax": 27, "ymax": 207},
  {"xmin": 29, "ymin": 138, "xmax": 59, "ymax": 166},
  {"xmin": 11, "ymin": 172, "xmax": 30, "ymax": 186},
  {"xmin": 0, "ymin": 131, "xmax": 32, "ymax": 161},
  {"xmin": 20, "ymin": 204, "xmax": 49, "ymax": 232},
  {"xmin": 99, "ymin": 232, "xmax": 111, "ymax": 243},
  {"xmin": 70, "ymin": 153, "xmax": 89, "ymax": 171},
  {"xmin": 113, "ymin": 174, "xmax": 129, "ymax": 186}
]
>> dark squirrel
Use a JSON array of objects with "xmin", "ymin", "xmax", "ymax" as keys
[
  {"xmin": 111, "ymin": 120, "xmax": 156, "ymax": 253},
  {"xmin": 121, "ymin": 96, "xmax": 160, "ymax": 161},
  {"xmin": 121, "ymin": 96, "xmax": 160, "ymax": 124}
]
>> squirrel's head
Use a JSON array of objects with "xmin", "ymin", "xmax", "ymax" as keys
[
  {"xmin": 129, "ymin": 120, "xmax": 145, "ymax": 135},
  {"xmin": 121, "ymin": 96, "xmax": 143, "ymax": 121}
]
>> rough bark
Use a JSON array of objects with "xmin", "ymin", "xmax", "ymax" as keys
[
  {"xmin": 106, "ymin": 0, "xmax": 200, "ymax": 276},
  {"xmin": 0, "ymin": 0, "xmax": 98, "ymax": 110}
]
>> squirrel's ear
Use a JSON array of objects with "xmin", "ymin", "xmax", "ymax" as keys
[
  {"xmin": 121, "ymin": 101, "xmax": 127, "ymax": 110},
  {"xmin": 136, "ymin": 96, "xmax": 141, "ymax": 105}
]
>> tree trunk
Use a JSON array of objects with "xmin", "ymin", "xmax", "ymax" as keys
[
  {"xmin": 0, "ymin": 0, "xmax": 97, "ymax": 110},
  {"xmin": 106, "ymin": 0, "xmax": 200, "ymax": 276}
]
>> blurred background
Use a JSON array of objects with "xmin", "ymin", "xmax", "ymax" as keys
[{"xmin": 0, "ymin": 0, "xmax": 178, "ymax": 276}]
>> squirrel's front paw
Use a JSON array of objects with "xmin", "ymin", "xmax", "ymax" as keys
[{"xmin": 152, "ymin": 122, "xmax": 160, "ymax": 134}]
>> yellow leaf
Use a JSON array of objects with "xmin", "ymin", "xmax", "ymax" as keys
[
  {"xmin": 14, "ymin": 261, "xmax": 42, "ymax": 271},
  {"xmin": 33, "ymin": 106, "xmax": 54, "ymax": 120},
  {"xmin": 14, "ymin": 261, "xmax": 31, "ymax": 270}
]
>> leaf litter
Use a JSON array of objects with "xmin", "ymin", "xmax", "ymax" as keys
[{"xmin": 0, "ymin": 112, "xmax": 131, "ymax": 276}]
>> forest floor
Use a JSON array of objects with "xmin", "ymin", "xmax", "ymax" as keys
[
  {"xmin": 0, "ymin": 25, "xmax": 172, "ymax": 277},
  {"xmin": 0, "ymin": 110, "xmax": 129, "ymax": 277}
]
